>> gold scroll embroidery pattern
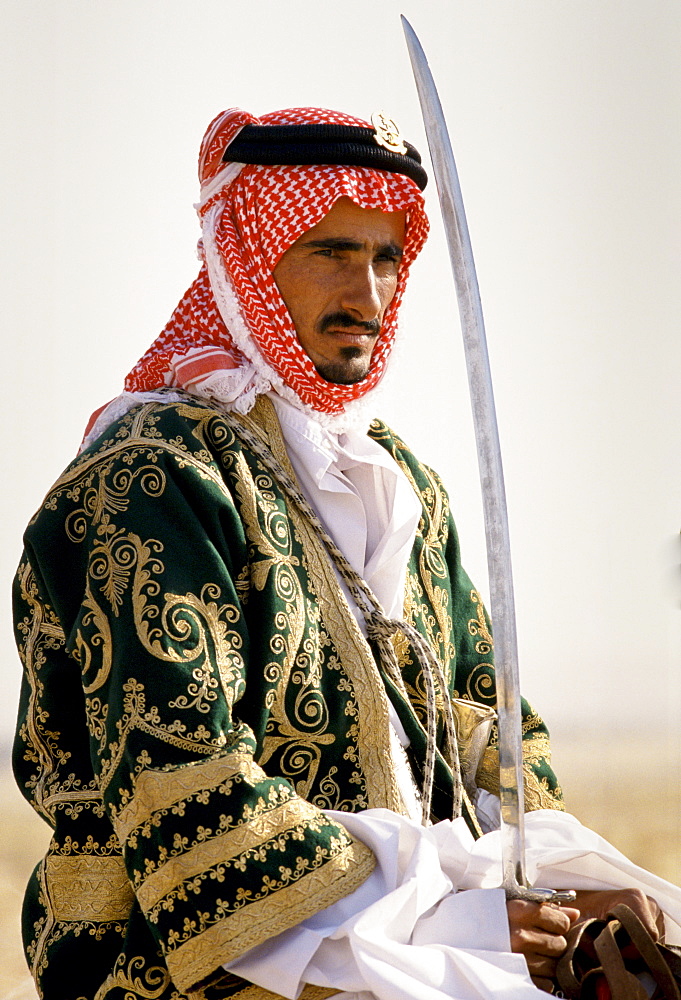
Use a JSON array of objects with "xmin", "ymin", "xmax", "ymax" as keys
[
  {"xmin": 230, "ymin": 445, "xmax": 338, "ymax": 799},
  {"xmin": 15, "ymin": 562, "xmax": 102, "ymax": 822},
  {"xmin": 240, "ymin": 399, "xmax": 402, "ymax": 814},
  {"xmin": 14, "ymin": 561, "xmax": 69, "ymax": 822},
  {"xmin": 76, "ymin": 513, "xmax": 246, "ymax": 794},
  {"xmin": 459, "ymin": 589, "xmax": 496, "ymax": 706},
  {"xmin": 93, "ymin": 954, "xmax": 179, "ymax": 1000},
  {"xmin": 468, "ymin": 589, "xmax": 493, "ymax": 656},
  {"xmin": 400, "ymin": 458, "xmax": 456, "ymax": 679}
]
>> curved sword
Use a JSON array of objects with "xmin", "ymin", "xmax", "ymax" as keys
[{"xmin": 402, "ymin": 15, "xmax": 573, "ymax": 904}]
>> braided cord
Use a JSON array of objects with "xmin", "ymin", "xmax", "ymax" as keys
[{"xmin": 226, "ymin": 411, "xmax": 462, "ymax": 824}]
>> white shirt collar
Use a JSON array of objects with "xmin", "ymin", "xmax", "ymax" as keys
[{"xmin": 268, "ymin": 392, "xmax": 421, "ymax": 622}]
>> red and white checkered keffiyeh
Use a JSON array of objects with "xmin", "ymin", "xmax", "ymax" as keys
[{"xmin": 123, "ymin": 106, "xmax": 429, "ymax": 420}]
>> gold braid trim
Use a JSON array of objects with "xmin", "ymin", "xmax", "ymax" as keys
[
  {"xmin": 188, "ymin": 978, "xmax": 336, "ymax": 1000},
  {"xmin": 45, "ymin": 854, "xmax": 134, "ymax": 921},
  {"xmin": 137, "ymin": 797, "xmax": 331, "ymax": 913},
  {"xmin": 114, "ymin": 753, "xmax": 265, "ymax": 841},
  {"xmin": 169, "ymin": 839, "xmax": 375, "ymax": 993},
  {"xmin": 228, "ymin": 987, "xmax": 337, "ymax": 1000}
]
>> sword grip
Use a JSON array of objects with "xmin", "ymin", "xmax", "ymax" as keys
[{"xmin": 505, "ymin": 885, "xmax": 577, "ymax": 906}]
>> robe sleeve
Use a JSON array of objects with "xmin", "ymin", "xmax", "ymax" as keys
[
  {"xmin": 18, "ymin": 414, "xmax": 375, "ymax": 993},
  {"xmin": 442, "ymin": 479, "xmax": 565, "ymax": 812}
]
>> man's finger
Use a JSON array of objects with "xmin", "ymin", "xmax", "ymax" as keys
[
  {"xmin": 535, "ymin": 903, "xmax": 578, "ymax": 934},
  {"xmin": 511, "ymin": 927, "xmax": 568, "ymax": 961},
  {"xmin": 524, "ymin": 947, "xmax": 563, "ymax": 974}
]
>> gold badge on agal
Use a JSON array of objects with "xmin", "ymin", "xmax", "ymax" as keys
[{"xmin": 371, "ymin": 111, "xmax": 407, "ymax": 155}]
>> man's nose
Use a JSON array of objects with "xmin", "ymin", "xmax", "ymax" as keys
[{"xmin": 339, "ymin": 264, "xmax": 382, "ymax": 321}]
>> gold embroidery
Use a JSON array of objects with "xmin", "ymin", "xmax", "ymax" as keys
[
  {"xmin": 15, "ymin": 562, "xmax": 68, "ymax": 822},
  {"xmin": 45, "ymin": 854, "xmax": 134, "ymax": 921},
  {"xmin": 476, "ymin": 741, "xmax": 565, "ymax": 812},
  {"xmin": 93, "ymin": 955, "xmax": 173, "ymax": 1000},
  {"xmin": 523, "ymin": 772, "xmax": 565, "ymax": 811},
  {"xmin": 232, "ymin": 449, "xmax": 300, "ymax": 589},
  {"xmin": 65, "ymin": 461, "xmax": 166, "ymax": 542},
  {"xmin": 114, "ymin": 753, "xmax": 266, "ymax": 841},
  {"xmin": 394, "ymin": 453, "xmax": 455, "ymax": 681},
  {"xmin": 98, "ymin": 673, "xmax": 231, "ymax": 801},
  {"xmin": 459, "ymin": 660, "xmax": 494, "ymax": 704},
  {"xmin": 67, "ymin": 425, "xmax": 243, "ymax": 738},
  {"xmin": 229, "ymin": 441, "xmax": 335, "ymax": 798},
  {"xmin": 188, "ymin": 972, "xmax": 336, "ymax": 1000},
  {"xmin": 77, "ymin": 494, "xmax": 245, "ymax": 788},
  {"xmin": 121, "ymin": 527, "xmax": 246, "ymax": 714},
  {"xmin": 137, "ymin": 796, "xmax": 327, "ymax": 913},
  {"xmin": 31, "ymin": 858, "xmax": 55, "ymax": 982},
  {"xmin": 167, "ymin": 839, "xmax": 375, "ymax": 992},
  {"xmin": 374, "ymin": 437, "xmax": 456, "ymax": 731},
  {"xmin": 77, "ymin": 579, "xmax": 113, "ymax": 693},
  {"xmin": 468, "ymin": 589, "xmax": 493, "ymax": 655},
  {"xmin": 395, "ymin": 569, "xmax": 428, "ymax": 721},
  {"xmin": 38, "ymin": 413, "xmax": 233, "ymax": 528},
  {"xmin": 240, "ymin": 399, "xmax": 403, "ymax": 814},
  {"xmin": 222, "ymin": 986, "xmax": 337, "ymax": 1000}
]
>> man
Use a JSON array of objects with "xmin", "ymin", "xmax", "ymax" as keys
[{"xmin": 13, "ymin": 106, "xmax": 680, "ymax": 1000}]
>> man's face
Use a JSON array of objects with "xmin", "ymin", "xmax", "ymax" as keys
[{"xmin": 273, "ymin": 197, "xmax": 406, "ymax": 385}]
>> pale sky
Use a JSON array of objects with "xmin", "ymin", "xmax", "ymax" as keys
[{"xmin": 1, "ymin": 0, "xmax": 680, "ymax": 747}]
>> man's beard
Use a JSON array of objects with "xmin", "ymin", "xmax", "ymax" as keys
[
  {"xmin": 315, "ymin": 346, "xmax": 370, "ymax": 385},
  {"xmin": 314, "ymin": 312, "xmax": 379, "ymax": 385}
]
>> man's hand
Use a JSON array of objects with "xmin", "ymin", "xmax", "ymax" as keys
[
  {"xmin": 507, "ymin": 899, "xmax": 580, "ymax": 993},
  {"xmin": 572, "ymin": 888, "xmax": 665, "ymax": 941},
  {"xmin": 507, "ymin": 889, "xmax": 665, "ymax": 994}
]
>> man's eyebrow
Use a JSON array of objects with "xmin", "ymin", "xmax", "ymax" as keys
[{"xmin": 302, "ymin": 237, "xmax": 404, "ymax": 257}]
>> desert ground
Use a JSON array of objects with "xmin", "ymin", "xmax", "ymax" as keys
[{"xmin": 2, "ymin": 730, "xmax": 679, "ymax": 999}]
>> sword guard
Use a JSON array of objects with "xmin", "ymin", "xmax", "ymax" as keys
[{"xmin": 505, "ymin": 885, "xmax": 577, "ymax": 906}]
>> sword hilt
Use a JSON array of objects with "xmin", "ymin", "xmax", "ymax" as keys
[{"xmin": 505, "ymin": 884, "xmax": 577, "ymax": 906}]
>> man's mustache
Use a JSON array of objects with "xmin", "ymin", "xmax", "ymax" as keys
[{"xmin": 319, "ymin": 312, "xmax": 380, "ymax": 336}]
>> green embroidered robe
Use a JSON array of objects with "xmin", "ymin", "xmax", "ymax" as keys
[{"xmin": 13, "ymin": 395, "xmax": 562, "ymax": 1000}]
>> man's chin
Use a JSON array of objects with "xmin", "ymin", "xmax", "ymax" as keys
[{"xmin": 314, "ymin": 362, "xmax": 370, "ymax": 386}]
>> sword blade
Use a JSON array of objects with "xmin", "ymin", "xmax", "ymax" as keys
[{"xmin": 402, "ymin": 15, "xmax": 527, "ymax": 896}]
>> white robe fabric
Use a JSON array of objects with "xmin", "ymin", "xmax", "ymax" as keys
[{"xmin": 228, "ymin": 809, "xmax": 681, "ymax": 1000}]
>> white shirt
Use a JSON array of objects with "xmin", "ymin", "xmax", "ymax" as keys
[{"xmin": 269, "ymin": 392, "xmax": 421, "ymax": 624}]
